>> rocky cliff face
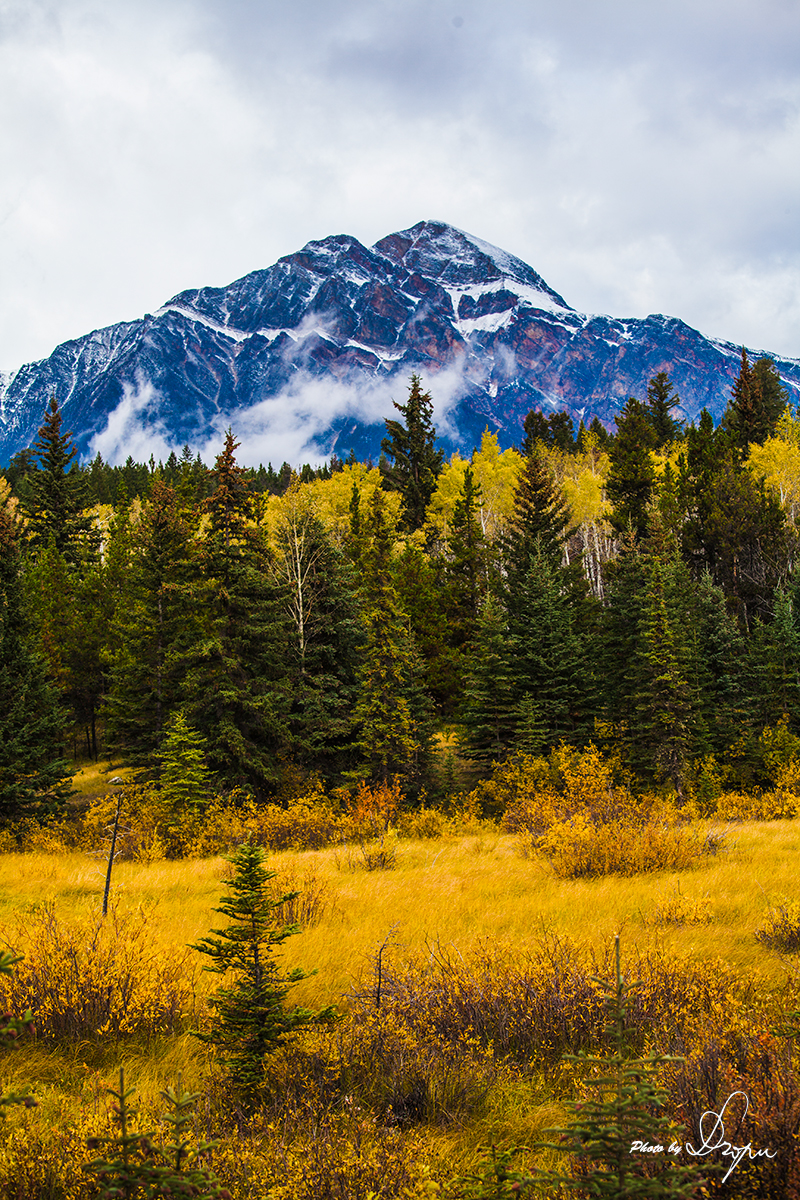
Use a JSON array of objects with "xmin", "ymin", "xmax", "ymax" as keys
[{"xmin": 2, "ymin": 220, "xmax": 798, "ymax": 466}]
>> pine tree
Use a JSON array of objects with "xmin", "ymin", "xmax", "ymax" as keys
[
  {"xmin": 24, "ymin": 395, "xmax": 96, "ymax": 565},
  {"xmin": 636, "ymin": 556, "xmax": 698, "ymax": 794},
  {"xmin": 106, "ymin": 481, "xmax": 203, "ymax": 770},
  {"xmin": 606, "ymin": 398, "xmax": 658, "ymax": 542},
  {"xmin": 536, "ymin": 937, "xmax": 703, "ymax": 1198},
  {"xmin": 274, "ymin": 493, "xmax": 364, "ymax": 781},
  {"xmin": 460, "ymin": 593, "xmax": 518, "ymax": 763},
  {"xmin": 506, "ymin": 545, "xmax": 595, "ymax": 750},
  {"xmin": 84, "ymin": 1069, "xmax": 230, "ymax": 1199},
  {"xmin": 646, "ymin": 372, "xmax": 682, "ymax": 447},
  {"xmin": 184, "ymin": 443, "xmax": 289, "ymax": 797},
  {"xmin": 353, "ymin": 490, "xmax": 434, "ymax": 789},
  {"xmin": 156, "ymin": 711, "xmax": 213, "ymax": 813},
  {"xmin": 381, "ymin": 374, "xmax": 444, "ymax": 531},
  {"xmin": 0, "ymin": 507, "xmax": 71, "ymax": 824},
  {"xmin": 190, "ymin": 839, "xmax": 333, "ymax": 1096},
  {"xmin": 502, "ymin": 444, "xmax": 573, "ymax": 585},
  {"xmin": 722, "ymin": 348, "xmax": 782, "ymax": 453},
  {"xmin": 446, "ymin": 465, "xmax": 487, "ymax": 642}
]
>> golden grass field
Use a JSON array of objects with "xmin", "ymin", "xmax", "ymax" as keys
[
  {"xmin": 0, "ymin": 816, "xmax": 798, "ymax": 1197},
  {"xmin": 1, "ymin": 819, "xmax": 797, "ymax": 1007}
]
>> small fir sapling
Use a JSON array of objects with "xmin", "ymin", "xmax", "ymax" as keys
[
  {"xmin": 84, "ymin": 1068, "xmax": 230, "ymax": 1199},
  {"xmin": 190, "ymin": 837, "xmax": 335, "ymax": 1094},
  {"xmin": 535, "ymin": 935, "xmax": 703, "ymax": 1198}
]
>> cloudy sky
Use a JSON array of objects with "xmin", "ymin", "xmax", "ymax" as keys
[{"xmin": 1, "ymin": 0, "xmax": 799, "ymax": 373}]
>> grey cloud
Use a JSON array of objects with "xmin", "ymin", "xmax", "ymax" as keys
[{"xmin": 1, "ymin": 0, "xmax": 799, "ymax": 378}]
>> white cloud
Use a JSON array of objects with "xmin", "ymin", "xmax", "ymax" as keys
[
  {"xmin": 89, "ymin": 375, "xmax": 174, "ymax": 464},
  {"xmin": 1, "ymin": 0, "xmax": 799, "ymax": 377}
]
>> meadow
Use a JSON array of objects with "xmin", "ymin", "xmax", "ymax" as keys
[{"xmin": 0, "ymin": 805, "xmax": 799, "ymax": 1198}]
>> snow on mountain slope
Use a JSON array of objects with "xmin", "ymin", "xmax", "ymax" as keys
[{"xmin": 2, "ymin": 219, "xmax": 799, "ymax": 467}]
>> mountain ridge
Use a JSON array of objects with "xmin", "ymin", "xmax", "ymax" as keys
[{"xmin": 1, "ymin": 219, "xmax": 798, "ymax": 467}]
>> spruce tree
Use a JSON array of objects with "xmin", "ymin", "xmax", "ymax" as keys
[
  {"xmin": 446, "ymin": 465, "xmax": 488, "ymax": 643},
  {"xmin": 606, "ymin": 398, "xmax": 657, "ymax": 542},
  {"xmin": 460, "ymin": 593, "xmax": 518, "ymax": 764},
  {"xmin": 275, "ymin": 497, "xmax": 364, "ymax": 781},
  {"xmin": 156, "ymin": 711, "xmax": 213, "ymax": 814},
  {"xmin": 646, "ymin": 372, "xmax": 682, "ymax": 447},
  {"xmin": 635, "ymin": 555, "xmax": 698, "ymax": 794},
  {"xmin": 536, "ymin": 937, "xmax": 702, "ymax": 1198},
  {"xmin": 502, "ymin": 444, "xmax": 572, "ymax": 585},
  {"xmin": 24, "ymin": 395, "xmax": 96, "ymax": 565},
  {"xmin": 106, "ymin": 481, "xmax": 203, "ymax": 769},
  {"xmin": 185, "ymin": 441, "xmax": 289, "ymax": 797},
  {"xmin": 381, "ymin": 374, "xmax": 444, "ymax": 532},
  {"xmin": 507, "ymin": 544, "xmax": 594, "ymax": 750},
  {"xmin": 191, "ymin": 839, "xmax": 333, "ymax": 1096},
  {"xmin": 722, "ymin": 347, "xmax": 782, "ymax": 452},
  {"xmin": 0, "ymin": 507, "xmax": 71, "ymax": 824},
  {"xmin": 353, "ymin": 490, "xmax": 434, "ymax": 790}
]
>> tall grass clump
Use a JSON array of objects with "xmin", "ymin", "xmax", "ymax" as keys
[{"xmin": 754, "ymin": 902, "xmax": 800, "ymax": 953}]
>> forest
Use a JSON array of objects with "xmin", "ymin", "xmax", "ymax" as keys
[
  {"xmin": 1, "ymin": 353, "xmax": 800, "ymax": 1198},
  {"xmin": 2, "ymin": 350, "xmax": 800, "ymax": 818}
]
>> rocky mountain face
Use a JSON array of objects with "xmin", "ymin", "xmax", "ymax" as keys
[{"xmin": 2, "ymin": 220, "xmax": 799, "ymax": 466}]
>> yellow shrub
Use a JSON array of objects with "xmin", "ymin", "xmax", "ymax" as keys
[
  {"xmin": 535, "ymin": 813, "xmax": 712, "ymax": 878},
  {"xmin": 754, "ymin": 902, "xmax": 800, "ymax": 953},
  {"xmin": 646, "ymin": 890, "xmax": 714, "ymax": 927},
  {"xmin": 717, "ymin": 789, "xmax": 799, "ymax": 821},
  {"xmin": 0, "ymin": 903, "xmax": 195, "ymax": 1042}
]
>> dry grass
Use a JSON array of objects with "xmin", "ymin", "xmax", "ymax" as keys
[
  {"xmin": 1, "ymin": 820, "xmax": 799, "ymax": 1199},
  {"xmin": 1, "ymin": 819, "xmax": 797, "ymax": 1009}
]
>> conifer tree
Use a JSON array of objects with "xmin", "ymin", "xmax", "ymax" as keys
[
  {"xmin": 274, "ymin": 493, "xmax": 364, "ymax": 780},
  {"xmin": 722, "ymin": 348, "xmax": 782, "ymax": 452},
  {"xmin": 446, "ymin": 465, "xmax": 487, "ymax": 640},
  {"xmin": 191, "ymin": 839, "xmax": 332, "ymax": 1096},
  {"xmin": 606, "ymin": 398, "xmax": 657, "ymax": 541},
  {"xmin": 536, "ymin": 936, "xmax": 702, "ymax": 1198},
  {"xmin": 636, "ymin": 555, "xmax": 698, "ymax": 793},
  {"xmin": 381, "ymin": 374, "xmax": 444, "ymax": 531},
  {"xmin": 185, "ymin": 440, "xmax": 289, "ymax": 796},
  {"xmin": 646, "ymin": 371, "xmax": 682, "ymax": 447},
  {"xmin": 507, "ymin": 545, "xmax": 595, "ymax": 750},
  {"xmin": 24, "ymin": 395, "xmax": 96, "ymax": 565},
  {"xmin": 354, "ymin": 490, "xmax": 434, "ymax": 789},
  {"xmin": 0, "ymin": 507, "xmax": 71, "ymax": 823},
  {"xmin": 156, "ymin": 711, "xmax": 213, "ymax": 814},
  {"xmin": 460, "ymin": 593, "xmax": 518, "ymax": 763},
  {"xmin": 106, "ymin": 481, "xmax": 202, "ymax": 769},
  {"xmin": 502, "ymin": 444, "xmax": 572, "ymax": 584},
  {"xmin": 747, "ymin": 582, "xmax": 800, "ymax": 734},
  {"xmin": 694, "ymin": 571, "xmax": 747, "ymax": 763}
]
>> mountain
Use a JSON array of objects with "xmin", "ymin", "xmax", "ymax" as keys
[{"xmin": 2, "ymin": 220, "xmax": 799, "ymax": 467}]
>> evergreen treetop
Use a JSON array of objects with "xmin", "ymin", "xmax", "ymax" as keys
[
  {"xmin": 24, "ymin": 395, "xmax": 96, "ymax": 565},
  {"xmin": 381, "ymin": 374, "xmax": 444, "ymax": 532}
]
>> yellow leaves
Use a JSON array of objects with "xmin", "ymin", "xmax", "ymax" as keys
[
  {"xmin": 265, "ymin": 463, "xmax": 401, "ymax": 547},
  {"xmin": 0, "ymin": 903, "xmax": 193, "ymax": 1042},
  {"xmin": 748, "ymin": 419, "xmax": 800, "ymax": 525},
  {"xmin": 427, "ymin": 429, "xmax": 523, "ymax": 542},
  {"xmin": 562, "ymin": 467, "xmax": 607, "ymax": 528}
]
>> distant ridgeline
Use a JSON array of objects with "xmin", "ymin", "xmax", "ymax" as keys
[
  {"xmin": 2, "ymin": 219, "xmax": 800, "ymax": 470},
  {"xmin": 2, "ymin": 347, "xmax": 800, "ymax": 826}
]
